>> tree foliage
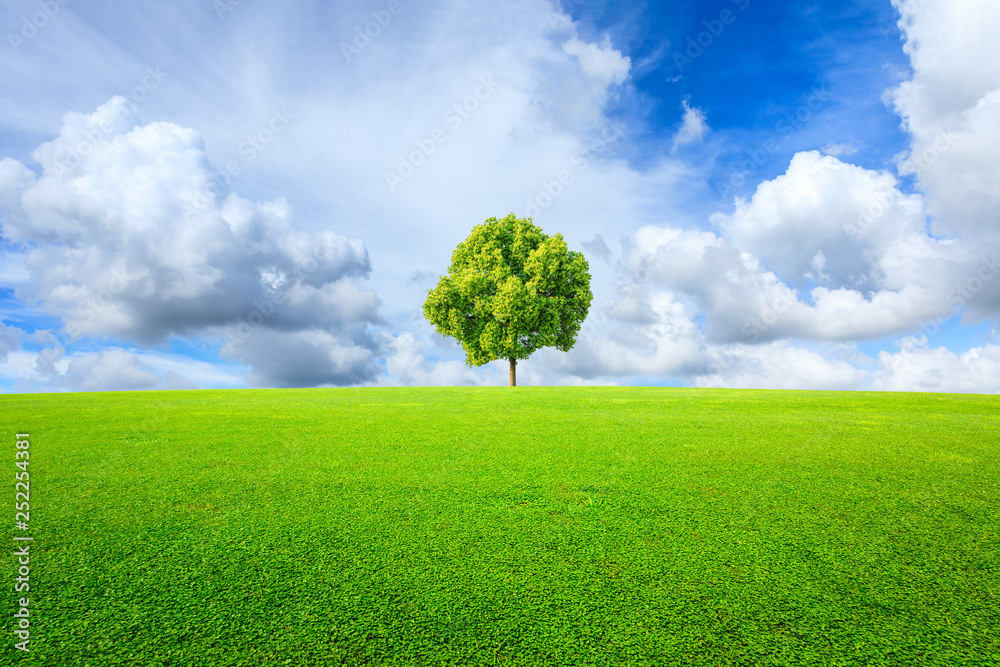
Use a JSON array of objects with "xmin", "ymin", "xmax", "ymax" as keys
[{"xmin": 423, "ymin": 214, "xmax": 592, "ymax": 374}]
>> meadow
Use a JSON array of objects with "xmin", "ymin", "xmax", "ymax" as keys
[{"xmin": 1, "ymin": 387, "xmax": 998, "ymax": 666}]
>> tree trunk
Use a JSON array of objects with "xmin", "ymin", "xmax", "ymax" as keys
[{"xmin": 509, "ymin": 357, "xmax": 516, "ymax": 387}]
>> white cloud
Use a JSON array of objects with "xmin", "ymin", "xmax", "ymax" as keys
[
  {"xmin": 619, "ymin": 218, "xmax": 947, "ymax": 345},
  {"xmin": 561, "ymin": 36, "xmax": 631, "ymax": 86},
  {"xmin": 693, "ymin": 342, "xmax": 868, "ymax": 391},
  {"xmin": 40, "ymin": 349, "xmax": 197, "ymax": 392},
  {"xmin": 889, "ymin": 0, "xmax": 1000, "ymax": 251},
  {"xmin": 0, "ymin": 341, "xmax": 245, "ymax": 392},
  {"xmin": 713, "ymin": 151, "xmax": 937, "ymax": 289},
  {"xmin": 872, "ymin": 337, "xmax": 1000, "ymax": 393},
  {"xmin": 534, "ymin": 289, "xmax": 706, "ymax": 378},
  {"xmin": 599, "ymin": 148, "xmax": 997, "ymax": 350},
  {"xmin": 0, "ymin": 97, "xmax": 384, "ymax": 387},
  {"xmin": 672, "ymin": 99, "xmax": 709, "ymax": 150},
  {"xmin": 889, "ymin": 0, "xmax": 1000, "ymax": 138},
  {"xmin": 881, "ymin": 0, "xmax": 1000, "ymax": 330}
]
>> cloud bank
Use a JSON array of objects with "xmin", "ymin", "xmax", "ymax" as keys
[{"xmin": 0, "ymin": 98, "xmax": 384, "ymax": 388}]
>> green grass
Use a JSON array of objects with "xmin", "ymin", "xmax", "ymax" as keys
[{"xmin": 2, "ymin": 387, "xmax": 999, "ymax": 666}]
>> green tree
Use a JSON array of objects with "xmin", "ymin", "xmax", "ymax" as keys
[{"xmin": 423, "ymin": 213, "xmax": 592, "ymax": 386}]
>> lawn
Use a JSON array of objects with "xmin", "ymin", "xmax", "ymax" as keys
[{"xmin": 2, "ymin": 387, "xmax": 998, "ymax": 666}]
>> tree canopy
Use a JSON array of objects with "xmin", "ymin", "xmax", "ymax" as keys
[{"xmin": 423, "ymin": 214, "xmax": 592, "ymax": 385}]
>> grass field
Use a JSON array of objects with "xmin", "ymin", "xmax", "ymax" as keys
[{"xmin": 2, "ymin": 387, "xmax": 998, "ymax": 666}]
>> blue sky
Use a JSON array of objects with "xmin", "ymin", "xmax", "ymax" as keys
[{"xmin": 1, "ymin": 0, "xmax": 998, "ymax": 392}]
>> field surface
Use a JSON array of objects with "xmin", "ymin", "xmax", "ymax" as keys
[{"xmin": 2, "ymin": 387, "xmax": 999, "ymax": 666}]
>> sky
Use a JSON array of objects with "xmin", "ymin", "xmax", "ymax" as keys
[{"xmin": 0, "ymin": 0, "xmax": 998, "ymax": 393}]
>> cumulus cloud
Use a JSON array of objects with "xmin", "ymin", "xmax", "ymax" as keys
[
  {"xmin": 871, "ymin": 337, "xmax": 1000, "ymax": 393},
  {"xmin": 538, "ymin": 0, "xmax": 1000, "ymax": 390},
  {"xmin": 622, "ymin": 224, "xmax": 912, "ymax": 344},
  {"xmin": 889, "ymin": 0, "xmax": 1000, "ymax": 153},
  {"xmin": 713, "ymin": 151, "xmax": 936, "ymax": 288},
  {"xmin": 603, "ymin": 145, "xmax": 990, "ymax": 348},
  {"xmin": 536, "ymin": 289, "xmax": 706, "ymax": 378},
  {"xmin": 888, "ymin": 0, "xmax": 1000, "ymax": 320},
  {"xmin": 0, "ymin": 97, "xmax": 384, "ymax": 387}
]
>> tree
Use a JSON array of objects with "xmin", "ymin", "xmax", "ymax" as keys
[{"xmin": 423, "ymin": 213, "xmax": 592, "ymax": 386}]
